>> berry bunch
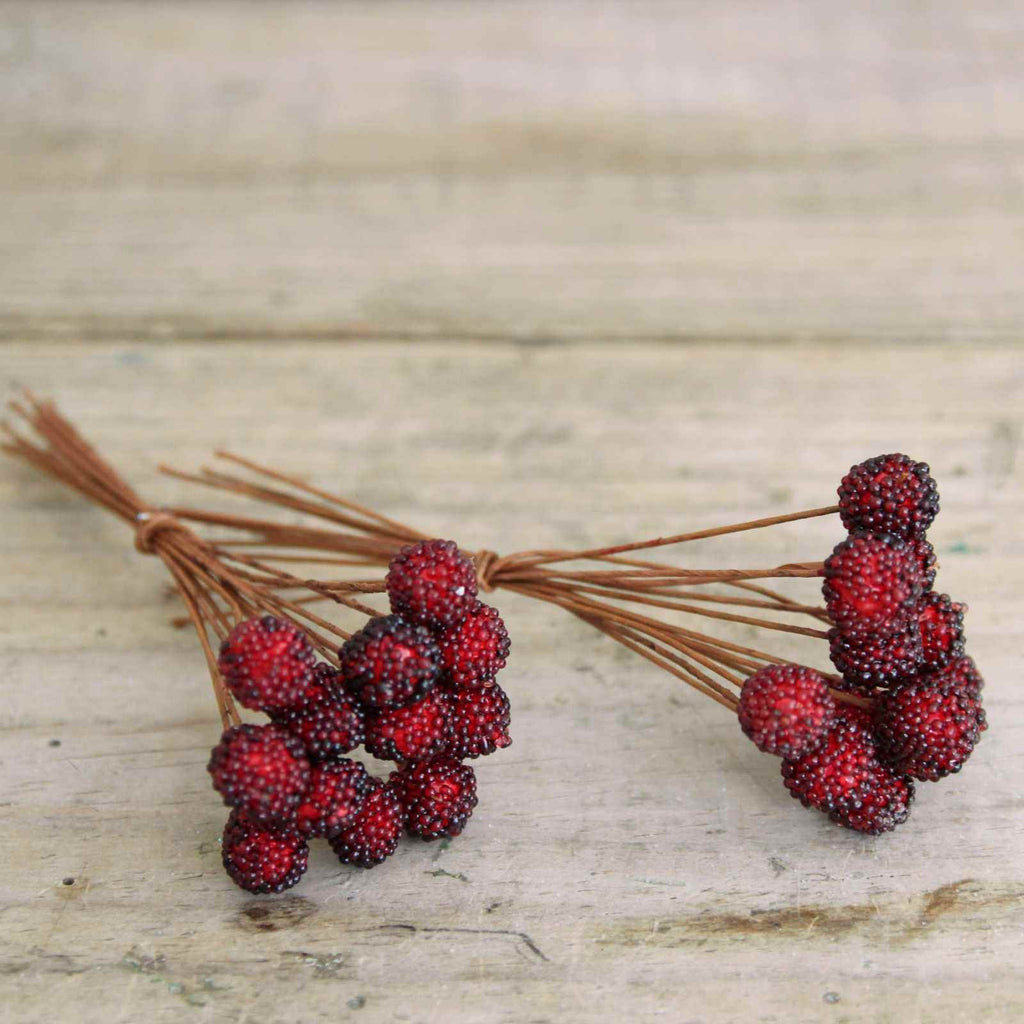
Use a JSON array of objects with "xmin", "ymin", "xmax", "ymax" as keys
[
  {"xmin": 738, "ymin": 454, "xmax": 985, "ymax": 835},
  {"xmin": 206, "ymin": 540, "xmax": 511, "ymax": 893}
]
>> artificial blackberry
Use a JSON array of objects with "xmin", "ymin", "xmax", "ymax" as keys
[
  {"xmin": 439, "ymin": 600, "xmax": 511, "ymax": 687},
  {"xmin": 391, "ymin": 757, "xmax": 478, "ymax": 841},
  {"xmin": 931, "ymin": 654, "xmax": 985, "ymax": 697},
  {"xmin": 272, "ymin": 692, "xmax": 365, "ymax": 763},
  {"xmin": 365, "ymin": 688, "xmax": 452, "ymax": 764},
  {"xmin": 445, "ymin": 682, "xmax": 512, "ymax": 759},
  {"xmin": 221, "ymin": 809, "xmax": 309, "ymax": 894},
  {"xmin": 874, "ymin": 678, "xmax": 986, "ymax": 782},
  {"xmin": 917, "ymin": 592, "xmax": 966, "ymax": 673},
  {"xmin": 737, "ymin": 664, "xmax": 836, "ymax": 758},
  {"xmin": 329, "ymin": 779, "xmax": 405, "ymax": 868},
  {"xmin": 781, "ymin": 710, "xmax": 914, "ymax": 835},
  {"xmin": 217, "ymin": 615, "xmax": 317, "ymax": 713},
  {"xmin": 207, "ymin": 723, "xmax": 311, "ymax": 826},
  {"xmin": 386, "ymin": 538, "xmax": 478, "ymax": 629},
  {"xmin": 837, "ymin": 453, "xmax": 939, "ymax": 540},
  {"xmin": 828, "ymin": 625, "xmax": 923, "ymax": 691},
  {"xmin": 909, "ymin": 537, "xmax": 938, "ymax": 592},
  {"xmin": 294, "ymin": 760, "xmax": 372, "ymax": 838},
  {"xmin": 822, "ymin": 532, "xmax": 922, "ymax": 635},
  {"xmin": 339, "ymin": 614, "xmax": 440, "ymax": 710}
]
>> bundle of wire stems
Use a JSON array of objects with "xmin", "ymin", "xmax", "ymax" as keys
[{"xmin": 3, "ymin": 394, "xmax": 857, "ymax": 729}]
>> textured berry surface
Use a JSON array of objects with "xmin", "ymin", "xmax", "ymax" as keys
[
  {"xmin": 874, "ymin": 679, "xmax": 986, "ymax": 781},
  {"xmin": 908, "ymin": 537, "xmax": 938, "ymax": 592},
  {"xmin": 439, "ymin": 600, "xmax": 511, "ymax": 687},
  {"xmin": 445, "ymin": 683, "xmax": 512, "ymax": 760},
  {"xmin": 365, "ymin": 688, "xmax": 451, "ymax": 763},
  {"xmin": 207, "ymin": 724, "xmax": 311, "ymax": 826},
  {"xmin": 930, "ymin": 655, "xmax": 984, "ymax": 697},
  {"xmin": 917, "ymin": 592, "xmax": 966, "ymax": 673},
  {"xmin": 828, "ymin": 625, "xmax": 923, "ymax": 691},
  {"xmin": 837, "ymin": 453, "xmax": 939, "ymax": 539},
  {"xmin": 294, "ymin": 760, "xmax": 372, "ymax": 837},
  {"xmin": 391, "ymin": 757, "xmax": 478, "ymax": 840},
  {"xmin": 221, "ymin": 810, "xmax": 309, "ymax": 894},
  {"xmin": 272, "ymin": 693, "xmax": 365, "ymax": 763},
  {"xmin": 823, "ymin": 532, "xmax": 921, "ymax": 635},
  {"xmin": 339, "ymin": 615, "xmax": 440, "ymax": 710},
  {"xmin": 738, "ymin": 664, "xmax": 836, "ymax": 758},
  {"xmin": 386, "ymin": 539, "xmax": 478, "ymax": 629},
  {"xmin": 781, "ymin": 710, "xmax": 914, "ymax": 835},
  {"xmin": 329, "ymin": 779, "xmax": 405, "ymax": 868},
  {"xmin": 218, "ymin": 616, "xmax": 317, "ymax": 713}
]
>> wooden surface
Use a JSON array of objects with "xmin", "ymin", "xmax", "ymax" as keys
[{"xmin": 1, "ymin": 4, "xmax": 1023, "ymax": 1024}]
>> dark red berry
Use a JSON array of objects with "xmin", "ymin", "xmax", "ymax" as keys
[
  {"xmin": 221, "ymin": 809, "xmax": 308, "ymax": 894},
  {"xmin": 272, "ymin": 693, "xmax": 365, "ymax": 763},
  {"xmin": 339, "ymin": 615, "xmax": 440, "ymax": 710},
  {"xmin": 781, "ymin": 710, "xmax": 914, "ymax": 835},
  {"xmin": 329, "ymin": 779, "xmax": 405, "ymax": 868},
  {"xmin": 908, "ymin": 537, "xmax": 937, "ymax": 592},
  {"xmin": 917, "ymin": 593, "xmax": 966, "ymax": 673},
  {"xmin": 837, "ymin": 453, "xmax": 939, "ymax": 539},
  {"xmin": 386, "ymin": 539, "xmax": 478, "ymax": 629},
  {"xmin": 738, "ymin": 664, "xmax": 836, "ymax": 758},
  {"xmin": 391, "ymin": 757, "xmax": 478, "ymax": 840},
  {"xmin": 930, "ymin": 654, "xmax": 984, "ymax": 697},
  {"xmin": 874, "ymin": 678, "xmax": 986, "ymax": 782},
  {"xmin": 445, "ymin": 683, "xmax": 512, "ymax": 759},
  {"xmin": 294, "ymin": 760, "xmax": 372, "ymax": 838},
  {"xmin": 365, "ymin": 688, "xmax": 451, "ymax": 763},
  {"xmin": 217, "ymin": 615, "xmax": 317, "ymax": 713},
  {"xmin": 438, "ymin": 600, "xmax": 510, "ymax": 687},
  {"xmin": 828, "ymin": 625, "xmax": 923, "ymax": 691},
  {"xmin": 207, "ymin": 724, "xmax": 311, "ymax": 826},
  {"xmin": 823, "ymin": 532, "xmax": 922, "ymax": 635}
]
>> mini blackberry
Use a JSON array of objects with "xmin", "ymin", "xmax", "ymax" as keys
[
  {"xmin": 822, "ymin": 532, "xmax": 922, "ymax": 635},
  {"xmin": 828, "ymin": 625, "xmax": 923, "ymax": 691},
  {"xmin": 781, "ymin": 710, "xmax": 914, "ymax": 835},
  {"xmin": 217, "ymin": 615, "xmax": 317, "ymax": 713},
  {"xmin": 737, "ymin": 664, "xmax": 836, "ymax": 758},
  {"xmin": 272, "ymin": 692, "xmax": 365, "ymax": 763},
  {"xmin": 207, "ymin": 723, "xmax": 311, "ymax": 826},
  {"xmin": 917, "ymin": 592, "xmax": 966, "ymax": 673},
  {"xmin": 339, "ymin": 614, "xmax": 440, "ymax": 710},
  {"xmin": 221, "ymin": 809, "xmax": 309, "ymax": 894},
  {"xmin": 874, "ymin": 678, "xmax": 986, "ymax": 782},
  {"xmin": 329, "ymin": 779, "xmax": 405, "ymax": 868},
  {"xmin": 365, "ymin": 688, "xmax": 452, "ymax": 764},
  {"xmin": 386, "ymin": 539, "xmax": 478, "ymax": 629},
  {"xmin": 438, "ymin": 600, "xmax": 511, "ymax": 687},
  {"xmin": 909, "ymin": 537, "xmax": 938, "ymax": 592},
  {"xmin": 837, "ymin": 453, "xmax": 939, "ymax": 539},
  {"xmin": 445, "ymin": 683, "xmax": 512, "ymax": 760},
  {"xmin": 391, "ymin": 757, "xmax": 478, "ymax": 841},
  {"xmin": 931, "ymin": 654, "xmax": 984, "ymax": 697},
  {"xmin": 294, "ymin": 760, "xmax": 372, "ymax": 838}
]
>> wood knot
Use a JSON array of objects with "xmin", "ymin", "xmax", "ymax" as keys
[
  {"xmin": 134, "ymin": 511, "xmax": 186, "ymax": 555},
  {"xmin": 473, "ymin": 549, "xmax": 502, "ymax": 592}
]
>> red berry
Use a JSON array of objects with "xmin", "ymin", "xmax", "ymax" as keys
[
  {"xmin": 391, "ymin": 757, "xmax": 478, "ymax": 840},
  {"xmin": 738, "ymin": 664, "xmax": 836, "ymax": 758},
  {"xmin": 837, "ymin": 453, "xmax": 939, "ymax": 539},
  {"xmin": 439, "ymin": 600, "xmax": 510, "ymax": 687},
  {"xmin": 294, "ymin": 760, "xmax": 372, "ymax": 838},
  {"xmin": 828, "ymin": 625, "xmax": 923, "ymax": 691},
  {"xmin": 917, "ymin": 593, "xmax": 966, "ymax": 673},
  {"xmin": 908, "ymin": 536, "xmax": 938, "ymax": 592},
  {"xmin": 365, "ymin": 688, "xmax": 452, "ymax": 764},
  {"xmin": 823, "ymin": 532, "xmax": 922, "ymax": 635},
  {"xmin": 445, "ymin": 683, "xmax": 512, "ymax": 759},
  {"xmin": 218, "ymin": 616, "xmax": 317, "ymax": 713},
  {"xmin": 272, "ymin": 693, "xmax": 365, "ymax": 763},
  {"xmin": 339, "ymin": 615, "xmax": 440, "ymax": 710},
  {"xmin": 874, "ymin": 678, "xmax": 986, "ymax": 782},
  {"xmin": 781, "ymin": 710, "xmax": 914, "ymax": 835},
  {"xmin": 329, "ymin": 779, "xmax": 405, "ymax": 868},
  {"xmin": 386, "ymin": 539, "xmax": 478, "ymax": 629},
  {"xmin": 207, "ymin": 724, "xmax": 311, "ymax": 826},
  {"xmin": 930, "ymin": 654, "xmax": 984, "ymax": 697},
  {"xmin": 221, "ymin": 809, "xmax": 309, "ymax": 894}
]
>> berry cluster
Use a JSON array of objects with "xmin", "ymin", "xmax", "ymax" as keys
[
  {"xmin": 739, "ymin": 454, "xmax": 985, "ymax": 835},
  {"xmin": 207, "ymin": 540, "xmax": 511, "ymax": 893}
]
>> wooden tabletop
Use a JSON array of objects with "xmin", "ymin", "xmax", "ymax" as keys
[{"xmin": 1, "ymin": 4, "xmax": 1022, "ymax": 1023}]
